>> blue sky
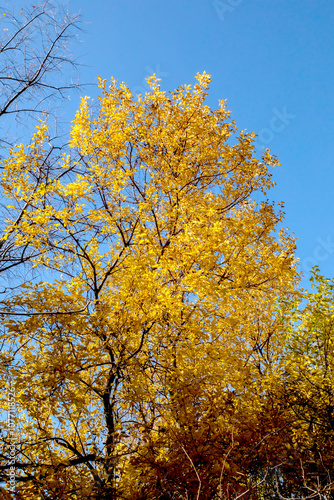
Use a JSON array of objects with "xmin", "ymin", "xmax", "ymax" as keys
[{"xmin": 10, "ymin": 0, "xmax": 334, "ymax": 287}]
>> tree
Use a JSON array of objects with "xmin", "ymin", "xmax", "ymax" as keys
[
  {"xmin": 0, "ymin": 73, "xmax": 298, "ymax": 499},
  {"xmin": 0, "ymin": 1, "xmax": 80, "ymax": 147},
  {"xmin": 269, "ymin": 268, "xmax": 334, "ymax": 499},
  {"xmin": 0, "ymin": 1, "xmax": 81, "ymax": 278}
]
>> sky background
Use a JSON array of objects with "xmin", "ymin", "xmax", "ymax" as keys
[{"xmin": 8, "ymin": 0, "xmax": 334, "ymax": 288}]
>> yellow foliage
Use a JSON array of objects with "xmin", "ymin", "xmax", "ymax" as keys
[{"xmin": 0, "ymin": 74, "xmax": 299, "ymax": 498}]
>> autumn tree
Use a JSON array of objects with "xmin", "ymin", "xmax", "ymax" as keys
[
  {"xmin": 268, "ymin": 268, "xmax": 334, "ymax": 499},
  {"xmin": 0, "ymin": 1, "xmax": 82, "ymax": 278},
  {"xmin": 0, "ymin": 73, "xmax": 299, "ymax": 499}
]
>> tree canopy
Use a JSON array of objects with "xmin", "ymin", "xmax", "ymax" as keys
[{"xmin": 0, "ymin": 72, "xmax": 332, "ymax": 499}]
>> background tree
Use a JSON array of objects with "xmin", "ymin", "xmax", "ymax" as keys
[
  {"xmin": 0, "ymin": 1, "xmax": 82, "ymax": 277},
  {"xmin": 0, "ymin": 73, "xmax": 299, "ymax": 499},
  {"xmin": 270, "ymin": 268, "xmax": 334, "ymax": 499},
  {"xmin": 0, "ymin": 0, "xmax": 81, "ymax": 147}
]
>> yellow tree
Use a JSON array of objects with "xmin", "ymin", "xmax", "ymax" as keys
[
  {"xmin": 0, "ymin": 73, "xmax": 298, "ymax": 499},
  {"xmin": 265, "ymin": 268, "xmax": 334, "ymax": 499}
]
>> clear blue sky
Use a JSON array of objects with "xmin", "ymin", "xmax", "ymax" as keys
[{"xmin": 14, "ymin": 0, "xmax": 334, "ymax": 286}]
